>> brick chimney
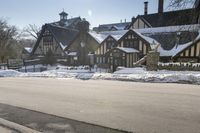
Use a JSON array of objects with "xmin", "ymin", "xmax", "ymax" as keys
[
  {"xmin": 144, "ymin": 1, "xmax": 148, "ymax": 15},
  {"xmin": 158, "ymin": 0, "xmax": 164, "ymax": 13}
]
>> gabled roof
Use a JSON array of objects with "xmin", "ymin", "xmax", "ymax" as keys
[
  {"xmin": 90, "ymin": 24, "xmax": 200, "ymax": 58},
  {"xmin": 88, "ymin": 30, "xmax": 128, "ymax": 44},
  {"xmin": 89, "ymin": 29, "xmax": 159, "ymax": 48},
  {"xmin": 136, "ymin": 8, "xmax": 198, "ymax": 28},
  {"xmin": 88, "ymin": 31, "xmax": 109, "ymax": 44},
  {"xmin": 50, "ymin": 17, "xmax": 81, "ymax": 28},
  {"xmin": 49, "ymin": 24, "xmax": 79, "ymax": 49},
  {"xmin": 59, "ymin": 11, "xmax": 68, "ymax": 16},
  {"xmin": 100, "ymin": 30, "xmax": 128, "ymax": 41},
  {"xmin": 158, "ymin": 30, "xmax": 200, "ymax": 57},
  {"xmin": 131, "ymin": 29, "xmax": 160, "ymax": 47},
  {"xmin": 31, "ymin": 24, "xmax": 79, "ymax": 55},
  {"xmin": 137, "ymin": 24, "xmax": 200, "ymax": 51},
  {"xmin": 93, "ymin": 22, "xmax": 132, "ymax": 32}
]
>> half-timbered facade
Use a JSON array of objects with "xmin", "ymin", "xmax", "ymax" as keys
[
  {"xmin": 174, "ymin": 38, "xmax": 200, "ymax": 62},
  {"xmin": 106, "ymin": 47, "xmax": 139, "ymax": 71},
  {"xmin": 31, "ymin": 24, "xmax": 79, "ymax": 58},
  {"xmin": 28, "ymin": 12, "xmax": 99, "ymax": 65},
  {"xmin": 89, "ymin": 29, "xmax": 158, "ymax": 70},
  {"xmin": 24, "ymin": 0, "xmax": 200, "ymax": 69}
]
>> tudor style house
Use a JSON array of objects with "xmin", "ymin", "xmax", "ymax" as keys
[
  {"xmin": 127, "ymin": 0, "xmax": 200, "ymax": 63},
  {"xmin": 25, "ymin": 11, "xmax": 99, "ymax": 65},
  {"xmin": 24, "ymin": 0, "xmax": 200, "ymax": 71},
  {"xmin": 89, "ymin": 29, "xmax": 157, "ymax": 71},
  {"xmin": 89, "ymin": 0, "xmax": 200, "ymax": 71}
]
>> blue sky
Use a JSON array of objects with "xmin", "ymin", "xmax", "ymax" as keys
[{"xmin": 0, "ymin": 0, "xmax": 173, "ymax": 30}]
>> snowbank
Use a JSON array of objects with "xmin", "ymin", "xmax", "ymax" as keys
[
  {"xmin": 0, "ymin": 67, "xmax": 200, "ymax": 85},
  {"xmin": 0, "ymin": 70, "xmax": 20, "ymax": 77},
  {"xmin": 114, "ymin": 68, "xmax": 200, "ymax": 84}
]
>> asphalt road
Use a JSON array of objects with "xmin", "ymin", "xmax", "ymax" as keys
[{"xmin": 0, "ymin": 78, "xmax": 199, "ymax": 133}]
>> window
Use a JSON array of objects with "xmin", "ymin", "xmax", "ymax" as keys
[
  {"xmin": 43, "ymin": 31, "xmax": 53, "ymax": 54},
  {"xmin": 106, "ymin": 37, "xmax": 115, "ymax": 50},
  {"xmin": 107, "ymin": 42, "xmax": 112, "ymax": 49},
  {"xmin": 133, "ymin": 40, "xmax": 139, "ymax": 49}
]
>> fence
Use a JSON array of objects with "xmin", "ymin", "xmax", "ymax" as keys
[
  {"xmin": 158, "ymin": 62, "xmax": 200, "ymax": 71},
  {"xmin": 0, "ymin": 59, "xmax": 47, "ymax": 72},
  {"xmin": 22, "ymin": 59, "xmax": 46, "ymax": 72},
  {"xmin": 0, "ymin": 63, "xmax": 7, "ymax": 70}
]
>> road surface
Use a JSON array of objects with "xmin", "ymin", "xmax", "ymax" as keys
[{"xmin": 0, "ymin": 78, "xmax": 199, "ymax": 133}]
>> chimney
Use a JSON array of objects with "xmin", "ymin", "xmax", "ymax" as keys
[
  {"xmin": 132, "ymin": 17, "xmax": 135, "ymax": 22},
  {"xmin": 144, "ymin": 1, "xmax": 148, "ymax": 15},
  {"xmin": 158, "ymin": 0, "xmax": 164, "ymax": 13}
]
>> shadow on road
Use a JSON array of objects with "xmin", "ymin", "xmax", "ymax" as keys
[{"xmin": 0, "ymin": 103, "xmax": 131, "ymax": 133}]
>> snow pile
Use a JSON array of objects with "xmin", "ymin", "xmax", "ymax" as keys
[
  {"xmin": 114, "ymin": 67, "xmax": 200, "ymax": 84},
  {"xmin": 0, "ymin": 67, "xmax": 200, "ymax": 84},
  {"xmin": 0, "ymin": 70, "xmax": 20, "ymax": 77}
]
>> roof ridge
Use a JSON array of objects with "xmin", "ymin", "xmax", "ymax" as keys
[
  {"xmin": 48, "ymin": 24, "xmax": 79, "ymax": 32},
  {"xmin": 99, "ymin": 22, "xmax": 131, "ymax": 26},
  {"xmin": 139, "ymin": 8, "xmax": 195, "ymax": 17}
]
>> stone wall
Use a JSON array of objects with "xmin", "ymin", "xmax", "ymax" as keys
[{"xmin": 146, "ymin": 51, "xmax": 160, "ymax": 71}]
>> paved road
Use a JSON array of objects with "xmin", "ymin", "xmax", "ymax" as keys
[{"xmin": 0, "ymin": 78, "xmax": 200, "ymax": 133}]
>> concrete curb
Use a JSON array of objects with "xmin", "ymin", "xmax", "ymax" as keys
[{"xmin": 0, "ymin": 118, "xmax": 41, "ymax": 133}]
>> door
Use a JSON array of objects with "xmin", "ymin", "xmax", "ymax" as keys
[{"xmin": 112, "ymin": 57, "xmax": 122, "ymax": 72}]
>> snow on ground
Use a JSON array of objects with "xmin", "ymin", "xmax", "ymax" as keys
[{"xmin": 0, "ymin": 66, "xmax": 200, "ymax": 85}]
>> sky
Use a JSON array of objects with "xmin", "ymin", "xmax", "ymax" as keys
[{"xmin": 0, "ymin": 0, "xmax": 179, "ymax": 30}]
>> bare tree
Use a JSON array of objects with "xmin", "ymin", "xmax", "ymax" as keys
[
  {"xmin": 168, "ymin": 0, "xmax": 195, "ymax": 9},
  {"xmin": 23, "ymin": 24, "xmax": 41, "ymax": 39},
  {"xmin": 0, "ymin": 19, "xmax": 18, "ymax": 63}
]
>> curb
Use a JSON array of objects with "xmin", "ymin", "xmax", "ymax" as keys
[{"xmin": 0, "ymin": 118, "xmax": 41, "ymax": 133}]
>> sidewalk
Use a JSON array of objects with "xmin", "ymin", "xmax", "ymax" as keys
[
  {"xmin": 0, "ymin": 126, "xmax": 17, "ymax": 133},
  {"xmin": 0, "ymin": 118, "xmax": 41, "ymax": 133}
]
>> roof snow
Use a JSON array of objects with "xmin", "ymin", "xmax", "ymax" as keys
[
  {"xmin": 24, "ymin": 47, "xmax": 32, "ymax": 53},
  {"xmin": 158, "ymin": 30, "xmax": 200, "ymax": 57},
  {"xmin": 132, "ymin": 29, "xmax": 160, "ymax": 47},
  {"xmin": 88, "ymin": 31, "xmax": 108, "ymax": 43},
  {"xmin": 100, "ymin": 30, "xmax": 128, "ymax": 40},
  {"xmin": 158, "ymin": 43, "xmax": 191, "ymax": 57},
  {"xmin": 117, "ymin": 47, "xmax": 139, "ymax": 53},
  {"xmin": 89, "ymin": 30, "xmax": 129, "ymax": 44},
  {"xmin": 136, "ymin": 24, "xmax": 200, "ymax": 35},
  {"xmin": 68, "ymin": 52, "xmax": 77, "ymax": 56},
  {"xmin": 89, "ymin": 29, "xmax": 159, "ymax": 46},
  {"xmin": 89, "ymin": 24, "xmax": 200, "ymax": 58},
  {"xmin": 93, "ymin": 22, "xmax": 131, "ymax": 32},
  {"xmin": 59, "ymin": 42, "xmax": 67, "ymax": 50}
]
